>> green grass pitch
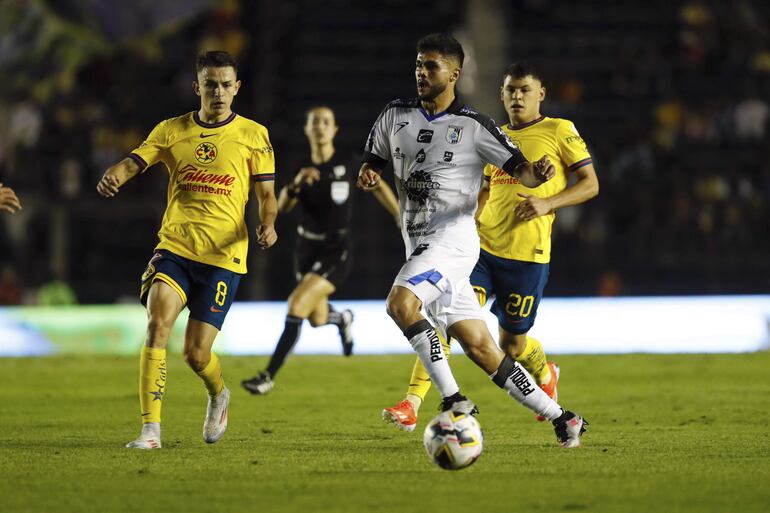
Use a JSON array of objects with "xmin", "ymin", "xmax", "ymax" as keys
[{"xmin": 1, "ymin": 352, "xmax": 768, "ymax": 513}]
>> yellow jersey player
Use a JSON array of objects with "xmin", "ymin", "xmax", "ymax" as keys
[
  {"xmin": 96, "ymin": 51, "xmax": 278, "ymax": 449},
  {"xmin": 383, "ymin": 61, "xmax": 598, "ymax": 430}
]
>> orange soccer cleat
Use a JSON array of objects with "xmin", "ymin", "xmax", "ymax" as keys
[
  {"xmin": 382, "ymin": 399, "xmax": 418, "ymax": 432},
  {"xmin": 535, "ymin": 362, "xmax": 560, "ymax": 422}
]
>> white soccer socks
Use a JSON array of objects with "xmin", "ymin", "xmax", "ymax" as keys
[
  {"xmin": 404, "ymin": 319, "xmax": 460, "ymax": 399},
  {"xmin": 491, "ymin": 355, "xmax": 563, "ymax": 421}
]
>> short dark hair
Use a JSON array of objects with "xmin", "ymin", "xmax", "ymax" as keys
[
  {"xmin": 416, "ymin": 33, "xmax": 465, "ymax": 68},
  {"xmin": 503, "ymin": 61, "xmax": 544, "ymax": 84},
  {"xmin": 196, "ymin": 51, "xmax": 238, "ymax": 74}
]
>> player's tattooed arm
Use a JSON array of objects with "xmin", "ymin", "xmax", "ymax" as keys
[{"xmin": 96, "ymin": 157, "xmax": 142, "ymax": 197}]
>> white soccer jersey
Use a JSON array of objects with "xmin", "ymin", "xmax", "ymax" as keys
[{"xmin": 363, "ymin": 97, "xmax": 527, "ymax": 257}]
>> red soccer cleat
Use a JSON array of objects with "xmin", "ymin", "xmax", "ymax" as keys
[
  {"xmin": 382, "ymin": 399, "xmax": 418, "ymax": 432},
  {"xmin": 535, "ymin": 362, "xmax": 560, "ymax": 422}
]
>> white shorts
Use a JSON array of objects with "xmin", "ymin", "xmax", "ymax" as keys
[{"xmin": 393, "ymin": 240, "xmax": 485, "ymax": 337}]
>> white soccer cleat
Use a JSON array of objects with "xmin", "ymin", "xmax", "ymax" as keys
[
  {"xmin": 203, "ymin": 386, "xmax": 230, "ymax": 444},
  {"xmin": 126, "ymin": 423, "xmax": 161, "ymax": 449}
]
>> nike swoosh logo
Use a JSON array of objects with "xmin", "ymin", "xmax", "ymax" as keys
[
  {"xmin": 200, "ymin": 133, "xmax": 217, "ymax": 138},
  {"xmin": 210, "ymin": 306, "xmax": 224, "ymax": 313}
]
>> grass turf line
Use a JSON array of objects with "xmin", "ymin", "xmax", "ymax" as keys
[{"xmin": 0, "ymin": 353, "xmax": 768, "ymax": 513}]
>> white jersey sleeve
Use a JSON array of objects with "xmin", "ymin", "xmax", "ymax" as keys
[
  {"xmin": 362, "ymin": 102, "xmax": 395, "ymax": 170},
  {"xmin": 468, "ymin": 111, "xmax": 528, "ymax": 172}
]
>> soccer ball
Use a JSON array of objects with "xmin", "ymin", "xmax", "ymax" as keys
[{"xmin": 423, "ymin": 410, "xmax": 483, "ymax": 470}]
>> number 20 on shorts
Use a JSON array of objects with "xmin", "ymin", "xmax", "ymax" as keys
[
  {"xmin": 505, "ymin": 293, "xmax": 534, "ymax": 318},
  {"xmin": 214, "ymin": 281, "xmax": 228, "ymax": 307}
]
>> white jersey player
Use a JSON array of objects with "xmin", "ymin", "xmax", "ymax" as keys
[{"xmin": 357, "ymin": 33, "xmax": 587, "ymax": 448}]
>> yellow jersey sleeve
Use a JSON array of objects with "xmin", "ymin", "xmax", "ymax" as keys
[
  {"xmin": 128, "ymin": 120, "xmax": 170, "ymax": 171},
  {"xmin": 250, "ymin": 129, "xmax": 275, "ymax": 181},
  {"xmin": 483, "ymin": 163, "xmax": 494, "ymax": 179},
  {"xmin": 556, "ymin": 120, "xmax": 592, "ymax": 172}
]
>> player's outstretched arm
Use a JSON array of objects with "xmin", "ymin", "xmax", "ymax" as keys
[
  {"xmin": 357, "ymin": 163, "xmax": 382, "ymax": 192},
  {"xmin": 0, "ymin": 183, "xmax": 22, "ymax": 214},
  {"xmin": 96, "ymin": 158, "xmax": 142, "ymax": 198},
  {"xmin": 370, "ymin": 179, "xmax": 400, "ymax": 227},
  {"xmin": 514, "ymin": 163, "xmax": 599, "ymax": 221},
  {"xmin": 254, "ymin": 180, "xmax": 278, "ymax": 249}
]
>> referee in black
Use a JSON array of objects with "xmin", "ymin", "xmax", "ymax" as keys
[{"xmin": 242, "ymin": 106, "xmax": 399, "ymax": 395}]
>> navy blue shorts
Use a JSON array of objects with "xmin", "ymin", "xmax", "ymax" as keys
[
  {"xmin": 469, "ymin": 248, "xmax": 549, "ymax": 335},
  {"xmin": 139, "ymin": 250, "xmax": 241, "ymax": 330}
]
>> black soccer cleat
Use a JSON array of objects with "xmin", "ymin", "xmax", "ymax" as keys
[
  {"xmin": 440, "ymin": 392, "xmax": 479, "ymax": 416},
  {"xmin": 241, "ymin": 371, "xmax": 274, "ymax": 395},
  {"xmin": 553, "ymin": 410, "xmax": 588, "ymax": 448}
]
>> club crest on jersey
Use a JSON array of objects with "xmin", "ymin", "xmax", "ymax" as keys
[
  {"xmin": 403, "ymin": 169, "xmax": 440, "ymax": 203},
  {"xmin": 416, "ymin": 149, "xmax": 426, "ymax": 163},
  {"xmin": 333, "ymin": 165, "xmax": 346, "ymax": 178},
  {"xmin": 195, "ymin": 142, "xmax": 218, "ymax": 164},
  {"xmin": 446, "ymin": 125, "xmax": 463, "ymax": 144},
  {"xmin": 417, "ymin": 129, "xmax": 434, "ymax": 143}
]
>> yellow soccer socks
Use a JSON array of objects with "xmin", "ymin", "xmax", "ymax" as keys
[
  {"xmin": 196, "ymin": 352, "xmax": 225, "ymax": 396},
  {"xmin": 515, "ymin": 336, "xmax": 552, "ymax": 386},
  {"xmin": 139, "ymin": 346, "xmax": 167, "ymax": 424},
  {"xmin": 406, "ymin": 355, "xmax": 430, "ymax": 410}
]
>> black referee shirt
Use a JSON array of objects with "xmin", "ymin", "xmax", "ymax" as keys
[{"xmin": 293, "ymin": 151, "xmax": 354, "ymax": 235}]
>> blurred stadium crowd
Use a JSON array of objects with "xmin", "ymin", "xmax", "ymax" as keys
[{"xmin": 0, "ymin": 0, "xmax": 768, "ymax": 304}]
